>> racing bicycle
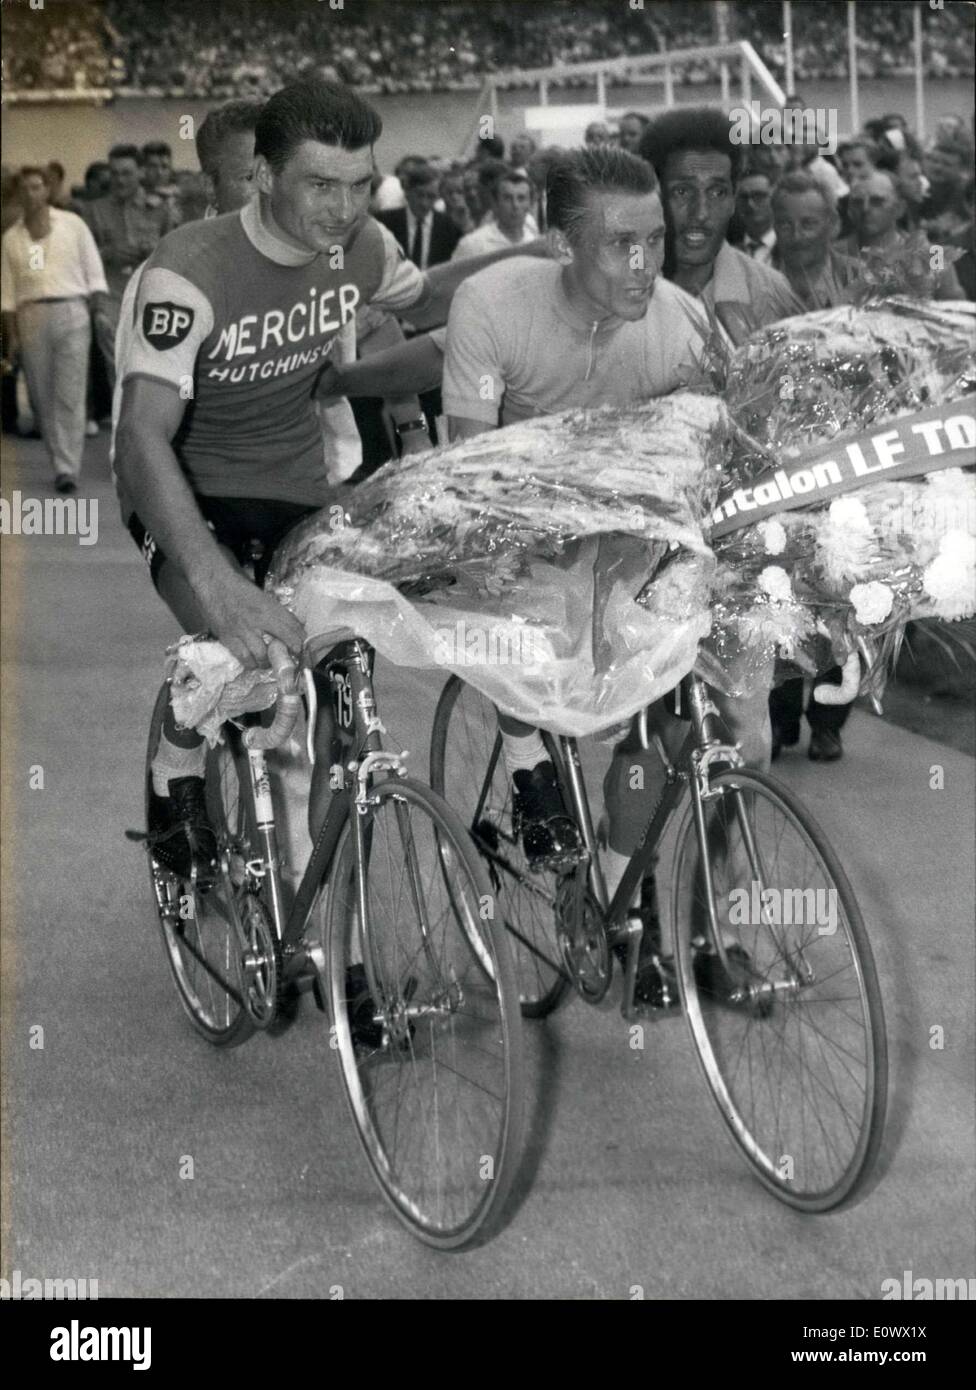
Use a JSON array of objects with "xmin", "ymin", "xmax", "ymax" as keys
[
  {"xmin": 138, "ymin": 635, "xmax": 525, "ymax": 1249},
  {"xmin": 431, "ymin": 670, "xmax": 889, "ymax": 1212}
]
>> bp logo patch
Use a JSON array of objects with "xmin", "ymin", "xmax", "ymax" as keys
[{"xmin": 143, "ymin": 301, "xmax": 195, "ymax": 348}]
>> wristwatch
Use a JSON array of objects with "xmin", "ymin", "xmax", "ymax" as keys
[{"xmin": 395, "ymin": 417, "xmax": 429, "ymax": 438}]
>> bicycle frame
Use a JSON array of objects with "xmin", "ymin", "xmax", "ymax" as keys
[
  {"xmin": 230, "ymin": 638, "xmax": 406, "ymax": 1013},
  {"xmin": 554, "ymin": 672, "xmax": 744, "ymax": 1020}
]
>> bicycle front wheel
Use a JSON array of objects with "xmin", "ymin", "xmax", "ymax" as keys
[
  {"xmin": 324, "ymin": 775, "xmax": 526, "ymax": 1249},
  {"xmin": 145, "ymin": 684, "xmax": 259, "ymax": 1048},
  {"xmin": 671, "ymin": 768, "xmax": 887, "ymax": 1211},
  {"xmin": 431, "ymin": 675, "xmax": 571, "ymax": 1017}
]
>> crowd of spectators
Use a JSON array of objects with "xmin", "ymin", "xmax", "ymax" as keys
[{"xmin": 4, "ymin": 0, "xmax": 974, "ymax": 99}]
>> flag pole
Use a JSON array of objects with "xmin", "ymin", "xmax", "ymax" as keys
[
  {"xmin": 913, "ymin": 2, "xmax": 925, "ymax": 140},
  {"xmin": 847, "ymin": 1, "xmax": 860, "ymax": 132}
]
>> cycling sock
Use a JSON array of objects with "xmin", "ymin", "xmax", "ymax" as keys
[
  {"xmin": 152, "ymin": 729, "xmax": 207, "ymax": 798},
  {"xmin": 501, "ymin": 729, "xmax": 547, "ymax": 778}
]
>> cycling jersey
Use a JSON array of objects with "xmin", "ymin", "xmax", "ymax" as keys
[{"xmin": 115, "ymin": 199, "xmax": 425, "ymax": 507}]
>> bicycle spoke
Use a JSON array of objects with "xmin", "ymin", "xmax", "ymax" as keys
[
  {"xmin": 676, "ymin": 769, "xmax": 885, "ymax": 1208},
  {"xmin": 327, "ymin": 777, "xmax": 522, "ymax": 1246},
  {"xmin": 431, "ymin": 677, "xmax": 570, "ymax": 1016}
]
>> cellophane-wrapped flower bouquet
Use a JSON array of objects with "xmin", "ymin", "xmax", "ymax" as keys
[
  {"xmin": 267, "ymin": 296, "xmax": 974, "ymax": 737},
  {"xmin": 699, "ymin": 299, "xmax": 976, "ymax": 696},
  {"xmin": 270, "ymin": 393, "xmax": 729, "ymax": 735}
]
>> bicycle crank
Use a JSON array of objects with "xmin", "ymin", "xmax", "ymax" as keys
[
  {"xmin": 556, "ymin": 869, "xmax": 612, "ymax": 1003},
  {"xmin": 239, "ymin": 892, "xmax": 282, "ymax": 1028}
]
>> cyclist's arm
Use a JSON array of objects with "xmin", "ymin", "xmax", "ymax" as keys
[
  {"xmin": 317, "ymin": 331, "xmax": 444, "ymax": 401},
  {"xmin": 400, "ymin": 237, "xmax": 550, "ymax": 331},
  {"xmin": 114, "ymin": 260, "xmax": 306, "ymax": 666},
  {"xmin": 355, "ymin": 311, "xmax": 427, "ymax": 428},
  {"xmin": 115, "ymin": 379, "xmax": 305, "ymax": 667}
]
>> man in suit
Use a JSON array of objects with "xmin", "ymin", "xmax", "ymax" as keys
[
  {"xmin": 376, "ymin": 163, "xmax": 461, "ymax": 270},
  {"xmin": 730, "ymin": 169, "xmax": 776, "ymax": 264}
]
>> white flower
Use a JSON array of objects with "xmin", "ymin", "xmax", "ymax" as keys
[
  {"xmin": 758, "ymin": 565, "xmax": 793, "ymax": 603},
  {"xmin": 923, "ymin": 530, "xmax": 976, "ymax": 621},
  {"xmin": 758, "ymin": 519, "xmax": 787, "ymax": 555},
  {"xmin": 828, "ymin": 497, "xmax": 871, "ymax": 531},
  {"xmin": 818, "ymin": 495, "xmax": 874, "ymax": 582},
  {"xmin": 849, "ymin": 581, "xmax": 894, "ymax": 625}
]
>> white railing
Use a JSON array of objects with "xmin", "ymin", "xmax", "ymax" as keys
[
  {"xmin": 461, "ymin": 41, "xmax": 786, "ymax": 155},
  {"xmin": 1, "ymin": 88, "xmax": 114, "ymax": 105},
  {"xmin": 484, "ymin": 40, "xmax": 786, "ymax": 108}
]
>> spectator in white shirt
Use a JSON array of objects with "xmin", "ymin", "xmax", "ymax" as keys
[
  {"xmin": 452, "ymin": 167, "xmax": 536, "ymax": 260},
  {"xmin": 1, "ymin": 166, "xmax": 108, "ymax": 492},
  {"xmin": 371, "ymin": 170, "xmax": 404, "ymax": 212}
]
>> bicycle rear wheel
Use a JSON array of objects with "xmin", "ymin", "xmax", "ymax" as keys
[
  {"xmin": 324, "ymin": 775, "xmax": 526, "ymax": 1249},
  {"xmin": 145, "ymin": 684, "xmax": 260, "ymax": 1047},
  {"xmin": 430, "ymin": 675, "xmax": 571, "ymax": 1017},
  {"xmin": 671, "ymin": 768, "xmax": 887, "ymax": 1211}
]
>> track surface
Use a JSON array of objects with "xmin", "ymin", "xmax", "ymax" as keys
[{"xmin": 2, "ymin": 435, "xmax": 974, "ymax": 1299}]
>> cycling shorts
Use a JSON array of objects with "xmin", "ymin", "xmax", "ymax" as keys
[{"xmin": 127, "ymin": 496, "xmax": 318, "ymax": 590}]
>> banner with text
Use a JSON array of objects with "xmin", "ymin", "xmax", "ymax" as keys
[{"xmin": 709, "ymin": 395, "xmax": 976, "ymax": 538}]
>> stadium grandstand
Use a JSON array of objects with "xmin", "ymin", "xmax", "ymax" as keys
[{"xmin": 3, "ymin": 0, "xmax": 973, "ymax": 101}]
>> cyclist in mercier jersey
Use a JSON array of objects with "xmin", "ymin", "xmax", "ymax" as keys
[{"xmin": 114, "ymin": 78, "xmax": 551, "ymax": 880}]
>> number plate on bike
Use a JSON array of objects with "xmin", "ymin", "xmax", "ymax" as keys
[{"xmin": 333, "ymin": 671, "xmax": 354, "ymax": 731}]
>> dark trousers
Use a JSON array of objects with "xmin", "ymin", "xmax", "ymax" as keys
[
  {"xmin": 769, "ymin": 668, "xmax": 852, "ymax": 739},
  {"xmin": 419, "ymin": 386, "xmax": 443, "ymax": 445},
  {"xmin": 348, "ymin": 396, "xmax": 395, "ymax": 482}
]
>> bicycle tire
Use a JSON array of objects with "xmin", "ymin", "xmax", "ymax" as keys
[
  {"xmin": 671, "ymin": 767, "xmax": 888, "ymax": 1211},
  {"xmin": 145, "ymin": 683, "xmax": 255, "ymax": 1048},
  {"xmin": 430, "ymin": 675, "xmax": 572, "ymax": 1018},
  {"xmin": 323, "ymin": 774, "xmax": 526, "ymax": 1249}
]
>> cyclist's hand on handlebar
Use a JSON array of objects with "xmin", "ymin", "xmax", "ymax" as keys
[{"xmin": 198, "ymin": 569, "xmax": 306, "ymax": 669}]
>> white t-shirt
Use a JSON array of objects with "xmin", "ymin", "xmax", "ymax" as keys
[
  {"xmin": 372, "ymin": 175, "xmax": 405, "ymax": 212},
  {"xmin": 1, "ymin": 208, "xmax": 108, "ymax": 311},
  {"xmin": 443, "ymin": 260, "xmax": 709, "ymax": 427},
  {"xmin": 451, "ymin": 221, "xmax": 537, "ymax": 263}
]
